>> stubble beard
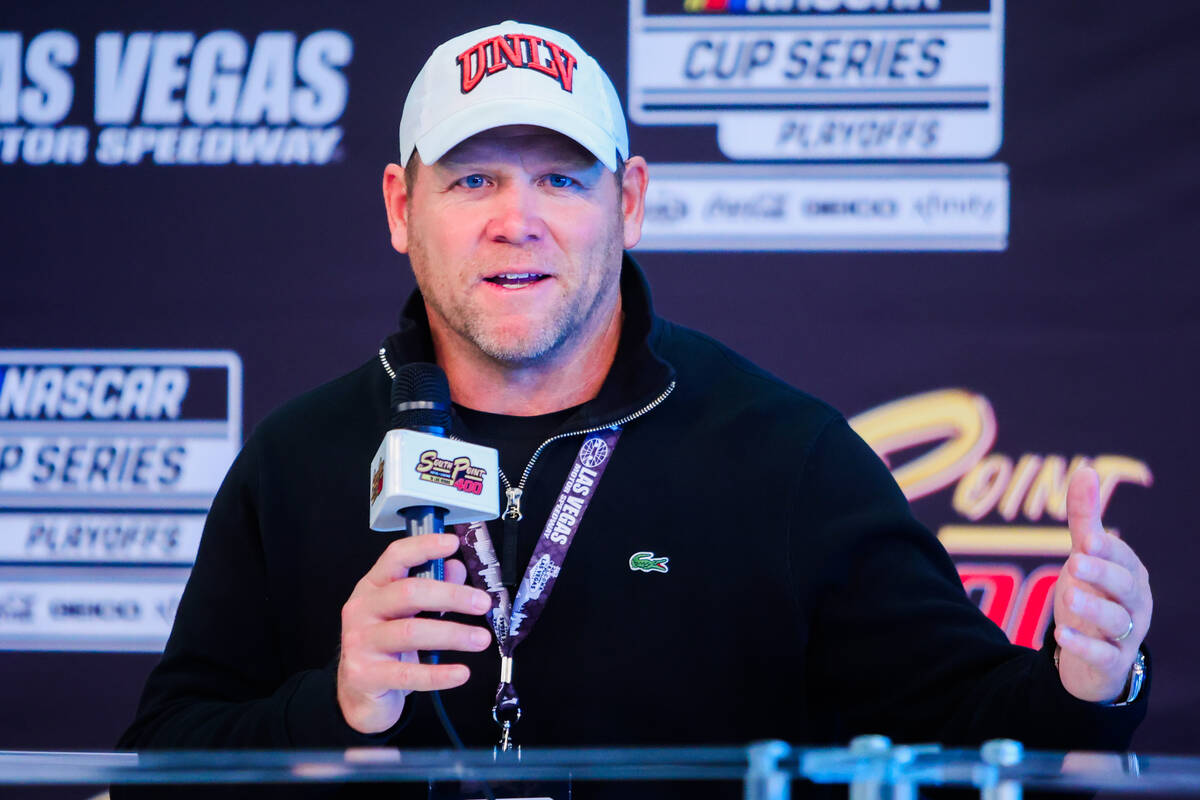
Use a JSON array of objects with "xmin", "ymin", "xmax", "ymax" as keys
[{"xmin": 408, "ymin": 217, "xmax": 624, "ymax": 367}]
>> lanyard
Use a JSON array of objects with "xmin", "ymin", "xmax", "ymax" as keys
[{"xmin": 454, "ymin": 427, "xmax": 622, "ymax": 751}]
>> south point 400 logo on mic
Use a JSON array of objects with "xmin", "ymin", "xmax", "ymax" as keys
[
  {"xmin": 0, "ymin": 29, "xmax": 351, "ymax": 166},
  {"xmin": 369, "ymin": 363, "xmax": 499, "ymax": 533}
]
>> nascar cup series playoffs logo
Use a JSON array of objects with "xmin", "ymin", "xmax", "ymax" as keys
[
  {"xmin": 0, "ymin": 30, "xmax": 351, "ymax": 165},
  {"xmin": 628, "ymin": 0, "xmax": 1010, "ymax": 252},
  {"xmin": 0, "ymin": 350, "xmax": 241, "ymax": 653},
  {"xmin": 632, "ymin": 0, "xmax": 1003, "ymax": 160}
]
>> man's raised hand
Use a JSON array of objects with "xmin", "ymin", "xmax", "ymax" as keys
[
  {"xmin": 1053, "ymin": 467, "xmax": 1152, "ymax": 703},
  {"xmin": 337, "ymin": 533, "xmax": 493, "ymax": 734}
]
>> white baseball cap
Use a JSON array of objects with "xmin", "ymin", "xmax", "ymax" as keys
[{"xmin": 398, "ymin": 21, "xmax": 629, "ymax": 172}]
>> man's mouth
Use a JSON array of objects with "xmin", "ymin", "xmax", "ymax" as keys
[{"xmin": 483, "ymin": 273, "xmax": 550, "ymax": 289}]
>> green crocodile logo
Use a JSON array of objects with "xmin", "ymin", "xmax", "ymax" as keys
[{"xmin": 629, "ymin": 551, "xmax": 669, "ymax": 573}]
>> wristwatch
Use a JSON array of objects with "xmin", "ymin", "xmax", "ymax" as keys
[
  {"xmin": 1053, "ymin": 646, "xmax": 1146, "ymax": 706},
  {"xmin": 1113, "ymin": 648, "xmax": 1147, "ymax": 706}
]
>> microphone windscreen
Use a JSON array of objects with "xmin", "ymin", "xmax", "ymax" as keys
[{"xmin": 390, "ymin": 362, "xmax": 452, "ymax": 431}]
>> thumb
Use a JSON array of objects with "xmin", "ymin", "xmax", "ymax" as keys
[{"xmin": 1066, "ymin": 466, "xmax": 1103, "ymax": 554}]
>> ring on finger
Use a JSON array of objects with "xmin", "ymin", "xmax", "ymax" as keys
[{"xmin": 1113, "ymin": 616, "xmax": 1134, "ymax": 643}]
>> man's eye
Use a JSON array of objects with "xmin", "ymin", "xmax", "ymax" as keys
[
  {"xmin": 457, "ymin": 174, "xmax": 487, "ymax": 189},
  {"xmin": 545, "ymin": 174, "xmax": 578, "ymax": 189}
]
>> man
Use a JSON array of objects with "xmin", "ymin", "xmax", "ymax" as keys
[{"xmin": 121, "ymin": 18, "xmax": 1150, "ymax": 780}]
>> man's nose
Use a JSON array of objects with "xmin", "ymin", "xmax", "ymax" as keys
[{"xmin": 485, "ymin": 183, "xmax": 544, "ymax": 244}]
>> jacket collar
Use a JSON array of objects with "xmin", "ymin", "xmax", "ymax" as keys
[{"xmin": 381, "ymin": 253, "xmax": 676, "ymax": 430}]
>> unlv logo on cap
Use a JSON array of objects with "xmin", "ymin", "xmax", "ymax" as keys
[{"xmin": 455, "ymin": 34, "xmax": 579, "ymax": 94}]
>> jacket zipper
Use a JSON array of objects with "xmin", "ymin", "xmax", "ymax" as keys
[{"xmin": 378, "ymin": 347, "xmax": 676, "ymax": 520}]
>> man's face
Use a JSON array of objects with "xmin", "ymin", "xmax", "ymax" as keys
[{"xmin": 389, "ymin": 126, "xmax": 643, "ymax": 366}]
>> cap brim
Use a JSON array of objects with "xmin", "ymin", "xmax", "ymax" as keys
[{"xmin": 412, "ymin": 98, "xmax": 622, "ymax": 172}]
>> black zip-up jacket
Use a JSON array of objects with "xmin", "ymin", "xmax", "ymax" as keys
[{"xmin": 118, "ymin": 257, "xmax": 1146, "ymax": 791}]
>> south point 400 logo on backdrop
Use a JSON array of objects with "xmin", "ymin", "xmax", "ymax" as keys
[
  {"xmin": 0, "ymin": 30, "xmax": 351, "ymax": 166},
  {"xmin": 629, "ymin": 0, "xmax": 1008, "ymax": 251},
  {"xmin": 849, "ymin": 389, "xmax": 1153, "ymax": 648}
]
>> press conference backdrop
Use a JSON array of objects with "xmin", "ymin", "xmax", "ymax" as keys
[{"xmin": 1, "ymin": 0, "xmax": 1196, "ymax": 757}]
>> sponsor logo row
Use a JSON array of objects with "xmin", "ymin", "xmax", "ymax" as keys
[
  {"xmin": 637, "ymin": 163, "xmax": 1007, "ymax": 250},
  {"xmin": 0, "ymin": 572, "xmax": 185, "ymax": 651}
]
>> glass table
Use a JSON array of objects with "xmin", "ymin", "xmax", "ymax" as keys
[{"xmin": 2, "ymin": 737, "xmax": 1198, "ymax": 798}]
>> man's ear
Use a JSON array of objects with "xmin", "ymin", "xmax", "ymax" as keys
[
  {"xmin": 382, "ymin": 162, "xmax": 410, "ymax": 254},
  {"xmin": 619, "ymin": 156, "xmax": 649, "ymax": 250}
]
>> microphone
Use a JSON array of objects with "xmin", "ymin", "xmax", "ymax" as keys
[{"xmin": 369, "ymin": 363, "xmax": 499, "ymax": 580}]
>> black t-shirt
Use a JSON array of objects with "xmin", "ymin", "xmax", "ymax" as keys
[{"xmin": 453, "ymin": 402, "xmax": 583, "ymax": 582}]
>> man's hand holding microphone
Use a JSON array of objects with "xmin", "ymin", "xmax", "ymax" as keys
[
  {"xmin": 337, "ymin": 533, "xmax": 491, "ymax": 734},
  {"xmin": 337, "ymin": 363, "xmax": 499, "ymax": 734}
]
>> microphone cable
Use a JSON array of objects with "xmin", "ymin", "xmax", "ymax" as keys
[
  {"xmin": 423, "ymin": 650, "xmax": 499, "ymax": 800},
  {"xmin": 424, "ymin": 652, "xmax": 467, "ymax": 750}
]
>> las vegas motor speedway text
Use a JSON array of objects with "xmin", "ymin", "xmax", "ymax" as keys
[{"xmin": 0, "ymin": 124, "xmax": 342, "ymax": 165}]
